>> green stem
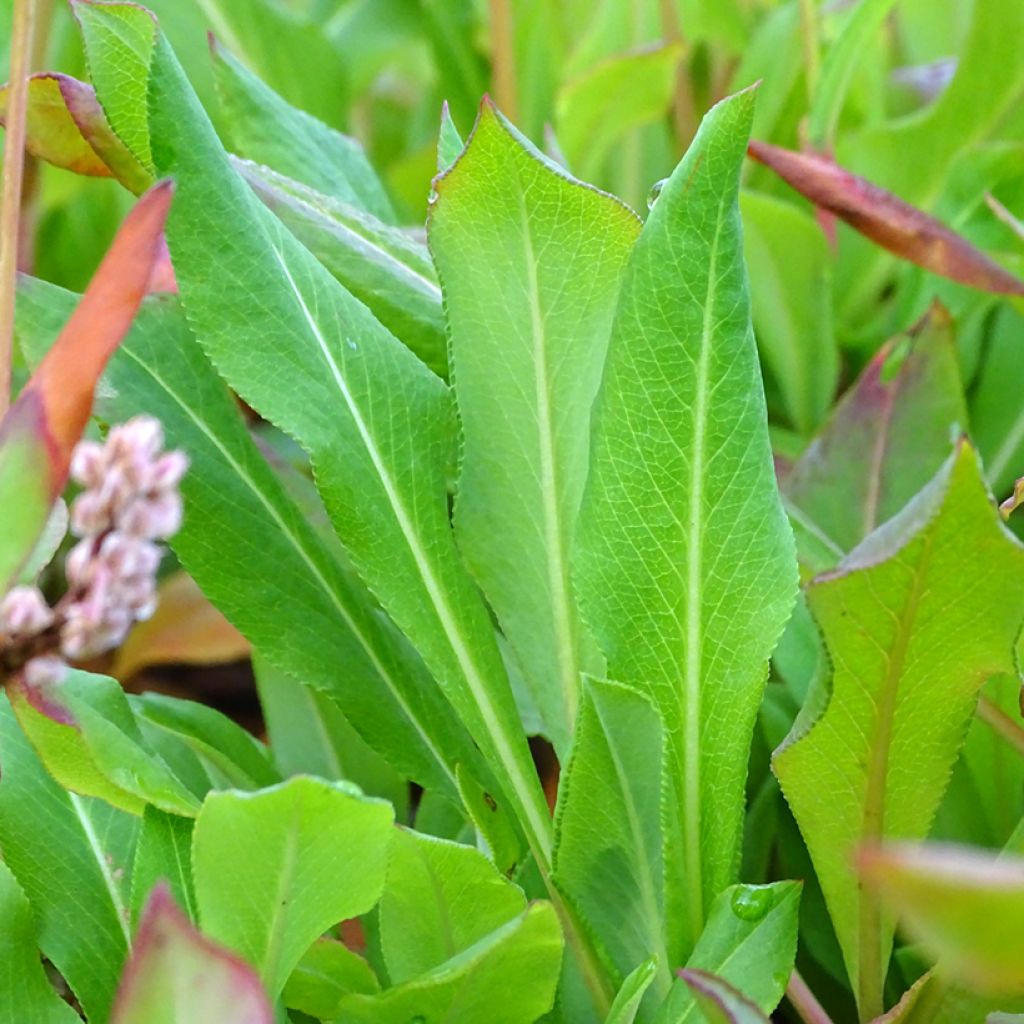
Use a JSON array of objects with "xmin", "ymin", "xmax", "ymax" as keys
[
  {"xmin": 0, "ymin": 0, "xmax": 34, "ymax": 417},
  {"xmin": 659, "ymin": 0, "xmax": 694, "ymax": 152},
  {"xmin": 797, "ymin": 0, "xmax": 821, "ymax": 105}
]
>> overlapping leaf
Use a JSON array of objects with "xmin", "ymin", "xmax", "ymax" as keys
[
  {"xmin": 576, "ymin": 87, "xmax": 797, "ymax": 956},
  {"xmin": 430, "ymin": 100, "xmax": 640, "ymax": 752},
  {"xmin": 774, "ymin": 444, "xmax": 1024, "ymax": 1019}
]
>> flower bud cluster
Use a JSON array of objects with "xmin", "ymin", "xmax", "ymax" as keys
[{"xmin": 0, "ymin": 417, "xmax": 187, "ymax": 682}]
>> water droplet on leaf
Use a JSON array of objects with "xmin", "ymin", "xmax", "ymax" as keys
[
  {"xmin": 647, "ymin": 178, "xmax": 668, "ymax": 210},
  {"xmin": 730, "ymin": 884, "xmax": 774, "ymax": 921}
]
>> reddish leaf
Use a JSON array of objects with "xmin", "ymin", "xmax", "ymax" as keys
[
  {"xmin": 0, "ymin": 72, "xmax": 150, "ymax": 191},
  {"xmin": 112, "ymin": 571, "xmax": 249, "ymax": 681},
  {"xmin": 748, "ymin": 140, "xmax": 1024, "ymax": 296},
  {"xmin": 112, "ymin": 884, "xmax": 273, "ymax": 1024},
  {"xmin": 0, "ymin": 181, "xmax": 172, "ymax": 591},
  {"xmin": 677, "ymin": 969, "xmax": 771, "ymax": 1023}
]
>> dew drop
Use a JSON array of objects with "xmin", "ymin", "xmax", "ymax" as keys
[
  {"xmin": 730, "ymin": 884, "xmax": 774, "ymax": 922},
  {"xmin": 647, "ymin": 177, "xmax": 668, "ymax": 210},
  {"xmin": 346, "ymin": 339, "xmax": 358, "ymax": 351}
]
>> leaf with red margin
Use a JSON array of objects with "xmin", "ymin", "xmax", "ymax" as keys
[
  {"xmin": 678, "ymin": 970, "xmax": 771, "ymax": 1023},
  {"xmin": 112, "ymin": 883, "xmax": 273, "ymax": 1024},
  {"xmin": 0, "ymin": 179, "xmax": 172, "ymax": 593},
  {"xmin": 0, "ymin": 72, "xmax": 151, "ymax": 191},
  {"xmin": 748, "ymin": 141, "xmax": 1024, "ymax": 296}
]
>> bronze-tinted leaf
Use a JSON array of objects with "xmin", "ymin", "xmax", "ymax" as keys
[{"xmin": 748, "ymin": 140, "xmax": 1024, "ymax": 295}]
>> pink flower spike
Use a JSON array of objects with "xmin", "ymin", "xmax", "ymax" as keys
[{"xmin": 0, "ymin": 586, "xmax": 55, "ymax": 637}]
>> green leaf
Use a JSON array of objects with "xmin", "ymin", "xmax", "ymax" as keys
[
  {"xmin": 380, "ymin": 828, "xmax": 528, "ymax": 982},
  {"xmin": 859, "ymin": 844, "xmax": 1024, "ymax": 998},
  {"xmin": 652, "ymin": 881, "xmax": 802, "ymax": 1024},
  {"xmin": 741, "ymin": 190, "xmax": 837, "ymax": 435},
  {"xmin": 14, "ymin": 279, "xmax": 478, "ymax": 807},
  {"xmin": 678, "ymin": 970, "xmax": 771, "ymax": 1024},
  {"xmin": 72, "ymin": 0, "xmax": 157, "ymax": 174},
  {"xmin": 781, "ymin": 308, "xmax": 966, "ymax": 573},
  {"xmin": 211, "ymin": 40, "xmax": 394, "ymax": 222},
  {"xmin": 575, "ymin": 86, "xmax": 797, "ymax": 956},
  {"xmin": 773, "ymin": 443, "xmax": 1024, "ymax": 1019},
  {"xmin": 555, "ymin": 44, "xmax": 682, "ymax": 185},
  {"xmin": 9, "ymin": 669, "xmax": 200, "ymax": 817},
  {"xmin": 0, "ymin": 694, "xmax": 136, "ymax": 1021},
  {"xmin": 553, "ymin": 679, "xmax": 671, "ymax": 1000},
  {"xmin": 807, "ymin": 0, "xmax": 900, "ymax": 148},
  {"xmin": 112, "ymin": 885, "xmax": 273, "ymax": 1024},
  {"xmin": 437, "ymin": 100, "xmax": 465, "ymax": 173},
  {"xmin": 237, "ymin": 158, "xmax": 447, "ymax": 377},
  {"xmin": 0, "ymin": 860, "xmax": 82, "ymax": 1024},
  {"xmin": 192, "ymin": 776, "xmax": 394, "ymax": 997},
  {"xmin": 604, "ymin": 958, "xmax": 659, "ymax": 1024},
  {"xmin": 130, "ymin": 806, "xmax": 195, "ymax": 928},
  {"xmin": 145, "ymin": 19, "xmax": 549, "ymax": 862},
  {"xmin": 132, "ymin": 692, "xmax": 278, "ymax": 791},
  {"xmin": 429, "ymin": 100, "xmax": 640, "ymax": 752},
  {"xmin": 282, "ymin": 938, "xmax": 379, "ymax": 1019},
  {"xmin": 253, "ymin": 654, "xmax": 409, "ymax": 817},
  {"xmin": 337, "ymin": 902, "xmax": 563, "ymax": 1024}
]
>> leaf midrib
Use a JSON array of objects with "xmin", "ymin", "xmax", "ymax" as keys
[
  {"xmin": 120, "ymin": 342, "xmax": 458, "ymax": 795},
  {"xmin": 270, "ymin": 247, "xmax": 553, "ymax": 865},
  {"xmin": 68, "ymin": 792, "xmax": 131, "ymax": 945}
]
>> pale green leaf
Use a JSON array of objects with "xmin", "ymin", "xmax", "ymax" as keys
[
  {"xmin": 774, "ymin": 444, "xmax": 1024, "ymax": 1018},
  {"xmin": 337, "ymin": 903, "xmax": 563, "ymax": 1024},
  {"xmin": 282, "ymin": 938, "xmax": 379, "ymax": 1019},
  {"xmin": 130, "ymin": 806, "xmax": 195, "ymax": 927},
  {"xmin": 604, "ymin": 958, "xmax": 659, "ymax": 1024},
  {"xmin": 678, "ymin": 970, "xmax": 771, "ymax": 1024},
  {"xmin": 576, "ymin": 87, "xmax": 797, "ymax": 956},
  {"xmin": 429, "ymin": 101, "xmax": 640, "ymax": 751},
  {"xmin": 379, "ymin": 828, "xmax": 527, "ymax": 983},
  {"xmin": 192, "ymin": 776, "xmax": 394, "ymax": 997},
  {"xmin": 438, "ymin": 100, "xmax": 465, "ymax": 173}
]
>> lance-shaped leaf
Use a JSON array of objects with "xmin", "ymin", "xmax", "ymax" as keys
[
  {"xmin": 678, "ymin": 970, "xmax": 771, "ymax": 1024},
  {"xmin": 781, "ymin": 308, "xmax": 967, "ymax": 573},
  {"xmin": 0, "ymin": 180, "xmax": 171, "ymax": 592},
  {"xmin": 575, "ymin": 87, "xmax": 797, "ymax": 956},
  {"xmin": 137, "ymin": 14, "xmax": 549, "ymax": 859},
  {"xmin": 337, "ymin": 903, "xmax": 563, "ymax": 1024},
  {"xmin": 130, "ymin": 806, "xmax": 195, "ymax": 926},
  {"xmin": 112, "ymin": 885, "xmax": 272, "ymax": 1024},
  {"xmin": 748, "ymin": 141, "xmax": 1024, "ymax": 296},
  {"xmin": 652, "ymin": 881, "xmax": 802, "ymax": 1024},
  {"xmin": 0, "ymin": 71, "xmax": 151, "ymax": 191},
  {"xmin": 237, "ymin": 158, "xmax": 448, "ymax": 378},
  {"xmin": 429, "ymin": 101, "xmax": 640, "ymax": 752},
  {"xmin": 0, "ymin": 694, "xmax": 137, "ymax": 1021},
  {"xmin": 773, "ymin": 444, "xmax": 1024, "ymax": 1019},
  {"xmin": 211, "ymin": 39, "xmax": 394, "ymax": 222},
  {"xmin": 15, "ymin": 280, "xmax": 483, "ymax": 807},
  {"xmin": 553, "ymin": 679, "xmax": 672, "ymax": 1001},
  {"xmin": 604, "ymin": 959, "xmax": 659, "ymax": 1024},
  {"xmin": 192, "ymin": 777, "xmax": 393, "ymax": 998},
  {"xmin": 858, "ymin": 844, "xmax": 1024, "ymax": 998},
  {"xmin": 0, "ymin": 860, "xmax": 81, "ymax": 1024}
]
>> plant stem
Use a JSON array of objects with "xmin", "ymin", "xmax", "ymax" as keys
[
  {"xmin": 0, "ymin": 0, "xmax": 35, "ymax": 418},
  {"xmin": 488, "ymin": 0, "xmax": 517, "ymax": 121},
  {"xmin": 658, "ymin": 0, "xmax": 694, "ymax": 152},
  {"xmin": 977, "ymin": 694, "xmax": 1024, "ymax": 757},
  {"xmin": 786, "ymin": 970, "xmax": 835, "ymax": 1024},
  {"xmin": 797, "ymin": 0, "xmax": 821, "ymax": 104}
]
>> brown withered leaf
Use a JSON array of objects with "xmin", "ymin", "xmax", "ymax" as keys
[
  {"xmin": 748, "ymin": 140, "xmax": 1024, "ymax": 296},
  {"xmin": 113, "ymin": 571, "xmax": 249, "ymax": 681}
]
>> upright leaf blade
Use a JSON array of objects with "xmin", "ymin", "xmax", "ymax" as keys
[
  {"xmin": 576, "ymin": 87, "xmax": 797, "ymax": 955},
  {"xmin": 429, "ymin": 101, "xmax": 640, "ymax": 751},
  {"xmin": 773, "ymin": 444, "xmax": 1024, "ymax": 1018}
]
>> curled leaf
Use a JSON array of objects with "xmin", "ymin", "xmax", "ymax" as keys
[
  {"xmin": 748, "ymin": 140, "xmax": 1024, "ymax": 295},
  {"xmin": 0, "ymin": 180, "xmax": 173, "ymax": 591},
  {"xmin": 1000, "ymin": 478, "xmax": 1024, "ymax": 520}
]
